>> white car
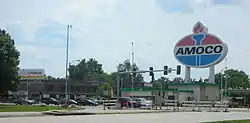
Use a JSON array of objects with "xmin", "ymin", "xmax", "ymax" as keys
[{"xmin": 134, "ymin": 98, "xmax": 152, "ymax": 109}]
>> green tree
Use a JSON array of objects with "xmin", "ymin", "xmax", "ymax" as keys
[
  {"xmin": 117, "ymin": 60, "xmax": 144, "ymax": 86},
  {"xmin": 97, "ymin": 73, "xmax": 113, "ymax": 97},
  {"xmin": 172, "ymin": 77, "xmax": 184, "ymax": 83},
  {"xmin": 0, "ymin": 29, "xmax": 20, "ymax": 96},
  {"xmin": 68, "ymin": 58, "xmax": 104, "ymax": 81},
  {"xmin": 154, "ymin": 76, "xmax": 170, "ymax": 88},
  {"xmin": 215, "ymin": 69, "xmax": 250, "ymax": 89},
  {"xmin": 111, "ymin": 60, "xmax": 144, "ymax": 94},
  {"xmin": 45, "ymin": 75, "xmax": 56, "ymax": 80}
]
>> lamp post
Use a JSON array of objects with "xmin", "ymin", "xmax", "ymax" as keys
[
  {"xmin": 131, "ymin": 42, "xmax": 135, "ymax": 108},
  {"xmin": 67, "ymin": 60, "xmax": 80, "ymax": 100},
  {"xmin": 220, "ymin": 58, "xmax": 228, "ymax": 111},
  {"xmin": 65, "ymin": 25, "xmax": 72, "ymax": 105}
]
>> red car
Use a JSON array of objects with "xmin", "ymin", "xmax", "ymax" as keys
[{"xmin": 118, "ymin": 97, "xmax": 138, "ymax": 108}]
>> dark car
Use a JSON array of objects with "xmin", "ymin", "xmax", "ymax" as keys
[
  {"xmin": 76, "ymin": 99, "xmax": 98, "ymax": 106},
  {"xmin": 119, "ymin": 97, "xmax": 139, "ymax": 108},
  {"xmin": 13, "ymin": 98, "xmax": 35, "ymax": 105},
  {"xmin": 41, "ymin": 98, "xmax": 59, "ymax": 105}
]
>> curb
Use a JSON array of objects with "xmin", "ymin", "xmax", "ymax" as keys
[
  {"xmin": 42, "ymin": 110, "xmax": 171, "ymax": 116},
  {"xmin": 0, "ymin": 113, "xmax": 45, "ymax": 118}
]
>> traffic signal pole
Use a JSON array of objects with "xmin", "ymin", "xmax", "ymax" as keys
[{"xmin": 116, "ymin": 65, "xmax": 181, "ymax": 109}]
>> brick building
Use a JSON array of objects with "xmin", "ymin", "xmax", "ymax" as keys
[{"xmin": 17, "ymin": 79, "xmax": 99, "ymax": 99}]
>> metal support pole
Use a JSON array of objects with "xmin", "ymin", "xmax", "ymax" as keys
[
  {"xmin": 65, "ymin": 25, "xmax": 72, "ymax": 105},
  {"xmin": 220, "ymin": 69, "xmax": 224, "ymax": 110},
  {"xmin": 160, "ymin": 81, "xmax": 163, "ymax": 110},
  {"xmin": 173, "ymin": 92, "xmax": 175, "ymax": 111},
  {"xmin": 26, "ymin": 80, "xmax": 29, "ymax": 99},
  {"xmin": 116, "ymin": 74, "xmax": 120, "ymax": 102},
  {"xmin": 185, "ymin": 66, "xmax": 190, "ymax": 83},
  {"xmin": 131, "ymin": 42, "xmax": 134, "ymax": 108},
  {"xmin": 177, "ymin": 91, "xmax": 179, "ymax": 112},
  {"xmin": 121, "ymin": 79, "xmax": 123, "ymax": 92},
  {"xmin": 224, "ymin": 59, "xmax": 228, "ymax": 111},
  {"xmin": 209, "ymin": 65, "xmax": 215, "ymax": 83}
]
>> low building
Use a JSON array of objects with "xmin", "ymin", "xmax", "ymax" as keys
[
  {"xmin": 120, "ymin": 83, "xmax": 220, "ymax": 104},
  {"xmin": 16, "ymin": 79, "xmax": 99, "ymax": 99}
]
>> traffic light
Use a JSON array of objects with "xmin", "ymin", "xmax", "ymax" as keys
[
  {"xmin": 164, "ymin": 66, "xmax": 168, "ymax": 75},
  {"xmin": 132, "ymin": 67, "xmax": 136, "ymax": 77},
  {"xmin": 149, "ymin": 67, "xmax": 154, "ymax": 76},
  {"xmin": 177, "ymin": 65, "xmax": 181, "ymax": 75}
]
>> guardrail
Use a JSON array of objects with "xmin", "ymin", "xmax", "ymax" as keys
[{"xmin": 164, "ymin": 100, "xmax": 228, "ymax": 111}]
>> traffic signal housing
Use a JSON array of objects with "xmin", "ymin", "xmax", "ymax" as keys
[
  {"xmin": 177, "ymin": 65, "xmax": 181, "ymax": 75},
  {"xmin": 164, "ymin": 66, "xmax": 168, "ymax": 75},
  {"xmin": 149, "ymin": 67, "xmax": 154, "ymax": 76}
]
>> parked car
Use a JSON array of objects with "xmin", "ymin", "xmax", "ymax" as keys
[
  {"xmin": 133, "ymin": 98, "xmax": 152, "ymax": 108},
  {"xmin": 118, "ymin": 97, "xmax": 139, "ymax": 108},
  {"xmin": 134, "ymin": 98, "xmax": 152, "ymax": 106},
  {"xmin": 13, "ymin": 98, "xmax": 35, "ymax": 105},
  {"xmin": 76, "ymin": 99, "xmax": 98, "ymax": 106},
  {"xmin": 60, "ymin": 99, "xmax": 78, "ymax": 105},
  {"xmin": 41, "ymin": 98, "xmax": 59, "ymax": 105}
]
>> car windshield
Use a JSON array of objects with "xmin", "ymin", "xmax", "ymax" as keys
[
  {"xmin": 139, "ymin": 98, "xmax": 147, "ymax": 101},
  {"xmin": 51, "ymin": 98, "xmax": 57, "ymax": 101},
  {"xmin": 124, "ymin": 98, "xmax": 133, "ymax": 101}
]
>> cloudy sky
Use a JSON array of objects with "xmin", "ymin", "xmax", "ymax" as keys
[{"xmin": 0, "ymin": 0, "xmax": 249, "ymax": 81}]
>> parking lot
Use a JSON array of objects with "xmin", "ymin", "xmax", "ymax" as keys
[{"xmin": 1, "ymin": 112, "xmax": 250, "ymax": 123}]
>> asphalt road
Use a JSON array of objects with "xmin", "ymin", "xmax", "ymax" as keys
[{"xmin": 1, "ymin": 112, "xmax": 250, "ymax": 123}]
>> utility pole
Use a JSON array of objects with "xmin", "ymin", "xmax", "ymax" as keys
[
  {"xmin": 220, "ymin": 68, "xmax": 223, "ymax": 110},
  {"xmin": 160, "ymin": 80, "xmax": 163, "ymax": 110},
  {"xmin": 65, "ymin": 25, "xmax": 72, "ymax": 105},
  {"xmin": 224, "ymin": 58, "xmax": 228, "ymax": 112},
  {"xmin": 131, "ymin": 42, "xmax": 135, "ymax": 108}
]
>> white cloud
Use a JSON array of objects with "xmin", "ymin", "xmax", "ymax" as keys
[{"xmin": 0, "ymin": 0, "xmax": 250, "ymax": 81}]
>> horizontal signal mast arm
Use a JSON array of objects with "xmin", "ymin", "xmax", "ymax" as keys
[{"xmin": 117, "ymin": 69, "xmax": 177, "ymax": 74}]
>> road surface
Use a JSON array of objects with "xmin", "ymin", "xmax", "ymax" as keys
[{"xmin": 1, "ymin": 112, "xmax": 250, "ymax": 123}]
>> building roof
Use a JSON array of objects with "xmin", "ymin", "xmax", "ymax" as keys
[
  {"xmin": 120, "ymin": 87, "xmax": 194, "ymax": 93},
  {"xmin": 168, "ymin": 83, "xmax": 220, "ymax": 86}
]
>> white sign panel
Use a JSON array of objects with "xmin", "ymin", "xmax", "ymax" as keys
[
  {"xmin": 18, "ymin": 69, "xmax": 45, "ymax": 80},
  {"xmin": 144, "ymin": 83, "xmax": 153, "ymax": 87}
]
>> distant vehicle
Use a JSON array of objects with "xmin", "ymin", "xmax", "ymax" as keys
[
  {"xmin": 60, "ymin": 99, "xmax": 78, "ymax": 105},
  {"xmin": 76, "ymin": 99, "xmax": 98, "ymax": 106},
  {"xmin": 118, "ymin": 97, "xmax": 139, "ymax": 108},
  {"xmin": 41, "ymin": 98, "xmax": 59, "ymax": 105},
  {"xmin": 13, "ymin": 98, "xmax": 35, "ymax": 105},
  {"xmin": 133, "ymin": 98, "xmax": 152, "ymax": 108}
]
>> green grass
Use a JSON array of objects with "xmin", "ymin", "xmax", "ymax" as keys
[
  {"xmin": 0, "ymin": 105, "xmax": 71, "ymax": 112},
  {"xmin": 206, "ymin": 120, "xmax": 250, "ymax": 123}
]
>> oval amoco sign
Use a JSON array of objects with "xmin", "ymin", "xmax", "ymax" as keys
[{"xmin": 174, "ymin": 22, "xmax": 228, "ymax": 68}]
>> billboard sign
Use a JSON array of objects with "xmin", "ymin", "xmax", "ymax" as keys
[
  {"xmin": 174, "ymin": 22, "xmax": 228, "ymax": 68},
  {"xmin": 18, "ymin": 69, "xmax": 45, "ymax": 80}
]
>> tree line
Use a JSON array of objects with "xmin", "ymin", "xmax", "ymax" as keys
[{"xmin": 1, "ymin": 29, "xmax": 250, "ymax": 96}]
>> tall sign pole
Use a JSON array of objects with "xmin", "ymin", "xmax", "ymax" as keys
[{"xmin": 131, "ymin": 42, "xmax": 135, "ymax": 108}]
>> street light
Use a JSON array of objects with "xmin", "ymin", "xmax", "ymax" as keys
[
  {"xmin": 220, "ymin": 58, "xmax": 228, "ymax": 110},
  {"xmin": 65, "ymin": 25, "xmax": 72, "ymax": 105}
]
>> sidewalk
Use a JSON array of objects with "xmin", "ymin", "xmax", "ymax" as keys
[{"xmin": 0, "ymin": 112, "xmax": 44, "ymax": 118}]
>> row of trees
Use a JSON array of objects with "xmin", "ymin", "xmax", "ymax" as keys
[
  {"xmin": 1, "ymin": 29, "xmax": 250, "ymax": 96},
  {"xmin": 153, "ymin": 69, "xmax": 250, "ymax": 89}
]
